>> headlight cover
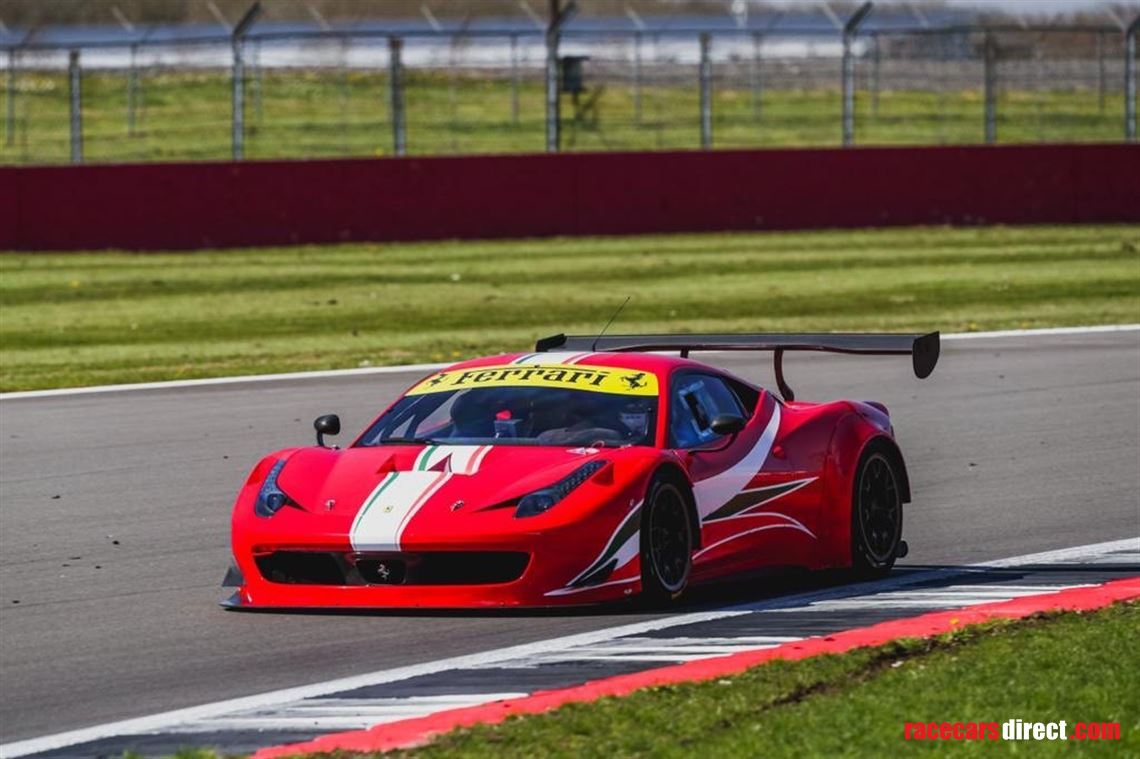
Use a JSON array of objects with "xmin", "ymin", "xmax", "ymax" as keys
[
  {"xmin": 254, "ymin": 459, "xmax": 297, "ymax": 517},
  {"xmin": 515, "ymin": 460, "xmax": 606, "ymax": 518}
]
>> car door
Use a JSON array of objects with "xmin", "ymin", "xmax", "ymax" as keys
[{"xmin": 669, "ymin": 370, "xmax": 820, "ymax": 574}]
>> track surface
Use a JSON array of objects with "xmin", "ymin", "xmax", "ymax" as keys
[{"xmin": 1, "ymin": 331, "xmax": 1138, "ymax": 743}]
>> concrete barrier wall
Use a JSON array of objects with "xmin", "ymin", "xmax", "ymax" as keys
[{"xmin": 1, "ymin": 144, "xmax": 1137, "ymax": 251}]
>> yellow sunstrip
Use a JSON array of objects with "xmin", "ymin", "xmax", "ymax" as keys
[{"xmin": 406, "ymin": 363, "xmax": 659, "ymax": 397}]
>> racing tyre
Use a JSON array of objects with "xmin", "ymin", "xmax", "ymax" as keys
[
  {"xmin": 851, "ymin": 447, "xmax": 904, "ymax": 578},
  {"xmin": 639, "ymin": 476, "xmax": 693, "ymax": 605}
]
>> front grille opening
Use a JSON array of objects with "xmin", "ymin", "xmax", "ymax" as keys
[
  {"xmin": 255, "ymin": 551, "xmax": 347, "ymax": 585},
  {"xmin": 254, "ymin": 551, "xmax": 529, "ymax": 586},
  {"xmin": 408, "ymin": 552, "xmax": 530, "ymax": 585}
]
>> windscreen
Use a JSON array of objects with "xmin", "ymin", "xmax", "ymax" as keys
[{"xmin": 357, "ymin": 363, "xmax": 660, "ymax": 448}]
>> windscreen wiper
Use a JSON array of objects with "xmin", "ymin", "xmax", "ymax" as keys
[{"xmin": 377, "ymin": 436, "xmax": 440, "ymax": 445}]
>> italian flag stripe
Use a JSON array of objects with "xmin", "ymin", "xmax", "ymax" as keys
[
  {"xmin": 415, "ymin": 445, "xmax": 438, "ymax": 471},
  {"xmin": 352, "ymin": 472, "xmax": 398, "ymax": 533}
]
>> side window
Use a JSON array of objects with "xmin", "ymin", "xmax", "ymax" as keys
[
  {"xmin": 668, "ymin": 374, "xmax": 745, "ymax": 449},
  {"xmin": 724, "ymin": 376, "xmax": 760, "ymax": 417}
]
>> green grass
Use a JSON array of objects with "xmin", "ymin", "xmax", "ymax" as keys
[
  {"xmin": 385, "ymin": 602, "xmax": 1140, "ymax": 758},
  {"xmin": 0, "ymin": 68, "xmax": 1129, "ymax": 165},
  {"xmin": 2, "ymin": 225, "xmax": 1138, "ymax": 391}
]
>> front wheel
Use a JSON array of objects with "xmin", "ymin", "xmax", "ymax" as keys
[
  {"xmin": 639, "ymin": 478, "xmax": 693, "ymax": 605},
  {"xmin": 851, "ymin": 448, "xmax": 904, "ymax": 578}
]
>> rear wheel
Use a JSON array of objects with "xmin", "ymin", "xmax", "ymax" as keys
[
  {"xmin": 639, "ymin": 477, "xmax": 693, "ymax": 605},
  {"xmin": 851, "ymin": 448, "xmax": 904, "ymax": 577}
]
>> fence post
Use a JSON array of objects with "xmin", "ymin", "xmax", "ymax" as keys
[
  {"xmin": 339, "ymin": 34, "xmax": 350, "ymax": 153},
  {"xmin": 633, "ymin": 30, "xmax": 643, "ymax": 125},
  {"xmin": 389, "ymin": 36, "xmax": 406, "ymax": 155},
  {"xmin": 545, "ymin": 1, "xmax": 577, "ymax": 151},
  {"xmin": 252, "ymin": 37, "xmax": 263, "ymax": 125},
  {"xmin": 871, "ymin": 33, "xmax": 881, "ymax": 117},
  {"xmin": 983, "ymin": 31, "xmax": 997, "ymax": 144},
  {"xmin": 842, "ymin": 31, "xmax": 853, "ymax": 143},
  {"xmin": 699, "ymin": 33, "xmax": 712, "ymax": 149},
  {"xmin": 68, "ymin": 49, "xmax": 82, "ymax": 163},
  {"xmin": 546, "ymin": 9, "xmax": 561, "ymax": 151},
  {"xmin": 230, "ymin": 2, "xmax": 262, "ymax": 161},
  {"xmin": 842, "ymin": 2, "xmax": 873, "ymax": 147},
  {"xmin": 510, "ymin": 33, "xmax": 519, "ymax": 125},
  {"xmin": 1097, "ymin": 30, "xmax": 1106, "ymax": 114},
  {"xmin": 5, "ymin": 47, "xmax": 14, "ymax": 147},
  {"xmin": 446, "ymin": 37, "xmax": 458, "ymax": 152},
  {"xmin": 545, "ymin": 24, "xmax": 558, "ymax": 150},
  {"xmin": 1126, "ymin": 16, "xmax": 1139, "ymax": 141},
  {"xmin": 231, "ymin": 37, "xmax": 244, "ymax": 159},
  {"xmin": 127, "ymin": 43, "xmax": 138, "ymax": 136},
  {"xmin": 750, "ymin": 32, "xmax": 762, "ymax": 120}
]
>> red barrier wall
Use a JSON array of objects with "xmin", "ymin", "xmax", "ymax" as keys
[{"xmin": 1, "ymin": 144, "xmax": 1137, "ymax": 251}]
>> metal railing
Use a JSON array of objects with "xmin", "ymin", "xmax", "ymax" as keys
[{"xmin": 2, "ymin": 2, "xmax": 1138, "ymax": 165}]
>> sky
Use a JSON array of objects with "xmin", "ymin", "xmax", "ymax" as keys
[
  {"xmin": 920, "ymin": 0, "xmax": 1126, "ymax": 9},
  {"xmin": 773, "ymin": 0, "xmax": 1136, "ymax": 13}
]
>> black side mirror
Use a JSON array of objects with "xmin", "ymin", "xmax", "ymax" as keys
[
  {"xmin": 691, "ymin": 414, "xmax": 746, "ymax": 455},
  {"xmin": 314, "ymin": 414, "xmax": 341, "ymax": 448},
  {"xmin": 710, "ymin": 414, "xmax": 746, "ymax": 436}
]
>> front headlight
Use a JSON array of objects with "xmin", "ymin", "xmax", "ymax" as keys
[
  {"xmin": 254, "ymin": 459, "xmax": 297, "ymax": 517},
  {"xmin": 515, "ymin": 461, "xmax": 606, "ymax": 518}
]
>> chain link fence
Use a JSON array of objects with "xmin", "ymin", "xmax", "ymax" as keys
[{"xmin": 2, "ymin": 17, "xmax": 1138, "ymax": 165}]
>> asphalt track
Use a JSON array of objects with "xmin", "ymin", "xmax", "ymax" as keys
[{"xmin": 1, "ymin": 331, "xmax": 1138, "ymax": 743}]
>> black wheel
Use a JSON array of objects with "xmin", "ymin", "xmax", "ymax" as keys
[
  {"xmin": 851, "ymin": 449, "xmax": 904, "ymax": 577},
  {"xmin": 639, "ymin": 477, "xmax": 693, "ymax": 605}
]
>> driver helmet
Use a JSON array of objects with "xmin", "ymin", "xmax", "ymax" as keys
[
  {"xmin": 450, "ymin": 390, "xmax": 495, "ymax": 437},
  {"xmin": 619, "ymin": 400, "xmax": 652, "ymax": 438}
]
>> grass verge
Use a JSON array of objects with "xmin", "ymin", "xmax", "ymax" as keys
[
  {"xmin": 1, "ymin": 69, "xmax": 1128, "ymax": 165},
  {"xmin": 2, "ymin": 224, "xmax": 1138, "ymax": 391},
  {"xmin": 382, "ymin": 601, "xmax": 1140, "ymax": 757}
]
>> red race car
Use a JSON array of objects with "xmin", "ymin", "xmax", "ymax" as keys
[{"xmin": 223, "ymin": 332, "xmax": 939, "ymax": 609}]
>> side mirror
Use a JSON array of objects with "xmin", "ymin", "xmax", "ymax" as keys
[
  {"xmin": 314, "ymin": 414, "xmax": 341, "ymax": 448},
  {"xmin": 691, "ymin": 414, "xmax": 746, "ymax": 455},
  {"xmin": 709, "ymin": 414, "xmax": 745, "ymax": 436}
]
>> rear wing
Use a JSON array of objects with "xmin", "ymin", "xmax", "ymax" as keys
[{"xmin": 535, "ymin": 332, "xmax": 939, "ymax": 402}]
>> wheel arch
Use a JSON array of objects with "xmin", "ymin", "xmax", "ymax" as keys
[
  {"xmin": 650, "ymin": 462, "xmax": 701, "ymax": 550},
  {"xmin": 850, "ymin": 435, "xmax": 908, "ymax": 574},
  {"xmin": 822, "ymin": 409, "xmax": 911, "ymax": 567},
  {"xmin": 859, "ymin": 435, "xmax": 912, "ymax": 505}
]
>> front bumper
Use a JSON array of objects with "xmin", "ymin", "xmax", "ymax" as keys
[
  {"xmin": 224, "ymin": 543, "xmax": 642, "ymax": 608},
  {"xmin": 227, "ymin": 502, "xmax": 646, "ymax": 609}
]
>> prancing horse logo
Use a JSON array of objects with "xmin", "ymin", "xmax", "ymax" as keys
[{"xmin": 621, "ymin": 372, "xmax": 647, "ymax": 391}]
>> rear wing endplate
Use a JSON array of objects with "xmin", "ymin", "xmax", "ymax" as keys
[{"xmin": 535, "ymin": 332, "xmax": 940, "ymax": 402}]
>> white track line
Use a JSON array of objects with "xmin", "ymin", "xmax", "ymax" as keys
[
  {"xmin": 1, "ymin": 536, "xmax": 1135, "ymax": 759},
  {"xmin": 2, "ymin": 324, "xmax": 1137, "ymax": 402},
  {"xmin": 0, "ymin": 362, "xmax": 451, "ymax": 401},
  {"xmin": 941, "ymin": 324, "xmax": 1140, "ymax": 341}
]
